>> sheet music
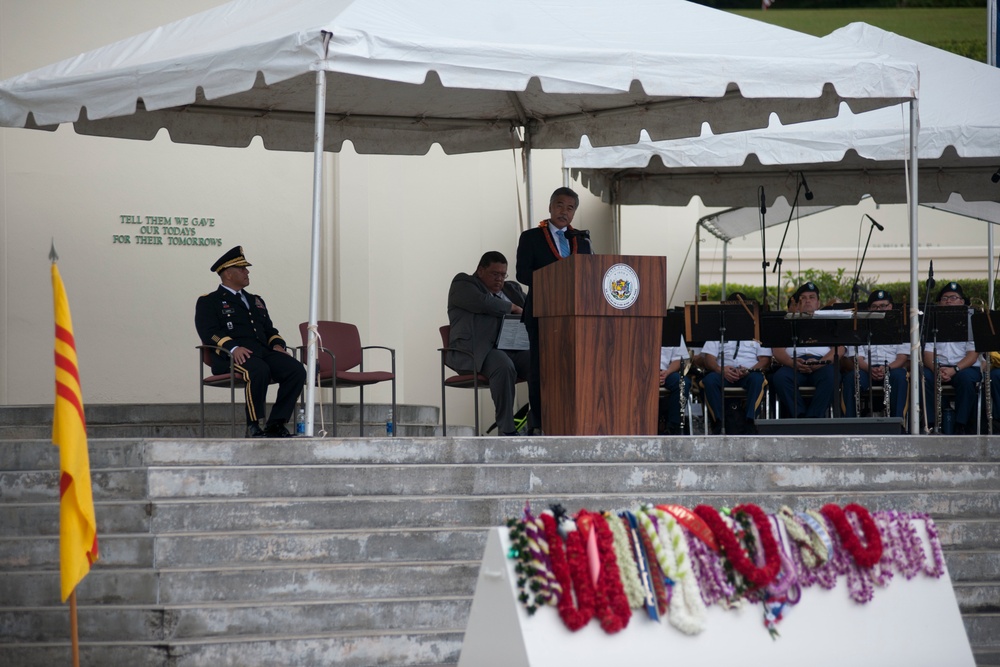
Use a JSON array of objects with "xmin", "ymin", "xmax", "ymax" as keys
[{"xmin": 497, "ymin": 316, "xmax": 530, "ymax": 350}]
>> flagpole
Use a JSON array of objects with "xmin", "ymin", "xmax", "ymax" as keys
[{"xmin": 69, "ymin": 590, "xmax": 80, "ymax": 667}]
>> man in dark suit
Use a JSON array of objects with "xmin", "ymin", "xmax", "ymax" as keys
[
  {"xmin": 195, "ymin": 246, "xmax": 306, "ymax": 437},
  {"xmin": 447, "ymin": 251, "xmax": 528, "ymax": 436},
  {"xmin": 515, "ymin": 187, "xmax": 593, "ymax": 434}
]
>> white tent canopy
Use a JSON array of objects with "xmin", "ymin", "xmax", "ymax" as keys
[
  {"xmin": 0, "ymin": 2, "xmax": 922, "ymax": 435},
  {"xmin": 0, "ymin": 0, "xmax": 920, "ymax": 155},
  {"xmin": 565, "ymin": 23, "xmax": 997, "ymax": 208}
]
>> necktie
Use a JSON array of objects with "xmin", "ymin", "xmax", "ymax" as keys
[
  {"xmin": 555, "ymin": 229, "xmax": 569, "ymax": 257},
  {"xmin": 235, "ymin": 291, "xmax": 249, "ymax": 309}
]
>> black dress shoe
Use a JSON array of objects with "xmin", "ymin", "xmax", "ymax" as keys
[
  {"xmin": 264, "ymin": 422, "xmax": 293, "ymax": 438},
  {"xmin": 245, "ymin": 422, "xmax": 266, "ymax": 438}
]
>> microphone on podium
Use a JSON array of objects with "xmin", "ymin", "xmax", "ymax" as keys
[{"xmin": 564, "ymin": 229, "xmax": 590, "ymax": 241}]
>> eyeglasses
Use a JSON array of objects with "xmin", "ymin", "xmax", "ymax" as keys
[
  {"xmin": 940, "ymin": 294, "xmax": 964, "ymax": 303},
  {"xmin": 869, "ymin": 302, "xmax": 891, "ymax": 310},
  {"xmin": 486, "ymin": 271, "xmax": 508, "ymax": 280}
]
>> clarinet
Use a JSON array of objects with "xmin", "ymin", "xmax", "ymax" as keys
[
  {"xmin": 678, "ymin": 361, "xmax": 688, "ymax": 434},
  {"xmin": 985, "ymin": 353, "xmax": 993, "ymax": 434},
  {"xmin": 935, "ymin": 355, "xmax": 943, "ymax": 434},
  {"xmin": 854, "ymin": 348, "xmax": 862, "ymax": 418},
  {"xmin": 882, "ymin": 361, "xmax": 891, "ymax": 419}
]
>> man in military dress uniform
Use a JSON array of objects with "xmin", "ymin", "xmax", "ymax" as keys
[{"xmin": 195, "ymin": 246, "xmax": 306, "ymax": 437}]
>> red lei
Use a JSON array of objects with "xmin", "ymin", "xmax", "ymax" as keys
[
  {"xmin": 695, "ymin": 504, "xmax": 781, "ymax": 590},
  {"xmin": 578, "ymin": 511, "xmax": 631, "ymax": 633},
  {"xmin": 540, "ymin": 512, "xmax": 595, "ymax": 631},
  {"xmin": 538, "ymin": 219, "xmax": 579, "ymax": 259},
  {"xmin": 821, "ymin": 503, "xmax": 883, "ymax": 568}
]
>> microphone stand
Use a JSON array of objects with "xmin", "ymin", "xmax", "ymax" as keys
[
  {"xmin": 850, "ymin": 215, "xmax": 879, "ymax": 306},
  {"xmin": 918, "ymin": 265, "xmax": 936, "ymax": 434},
  {"xmin": 772, "ymin": 180, "xmax": 805, "ymax": 310},
  {"xmin": 759, "ymin": 186, "xmax": 769, "ymax": 310}
]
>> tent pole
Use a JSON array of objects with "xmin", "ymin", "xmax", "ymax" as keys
[
  {"xmin": 524, "ymin": 129, "xmax": 534, "ymax": 227},
  {"xmin": 305, "ymin": 67, "xmax": 328, "ymax": 437},
  {"xmin": 989, "ymin": 224, "xmax": 996, "ymax": 310},
  {"xmin": 908, "ymin": 97, "xmax": 921, "ymax": 435},
  {"xmin": 695, "ymin": 223, "xmax": 701, "ymax": 300}
]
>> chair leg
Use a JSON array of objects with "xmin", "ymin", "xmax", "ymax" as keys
[
  {"xmin": 391, "ymin": 378, "xmax": 397, "ymax": 438},
  {"xmin": 473, "ymin": 384, "xmax": 480, "ymax": 435},
  {"xmin": 199, "ymin": 364, "xmax": 206, "ymax": 439},
  {"xmin": 359, "ymin": 386, "xmax": 365, "ymax": 437},
  {"xmin": 441, "ymin": 364, "xmax": 448, "ymax": 436}
]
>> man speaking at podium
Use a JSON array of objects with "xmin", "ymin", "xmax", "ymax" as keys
[
  {"xmin": 516, "ymin": 187, "xmax": 593, "ymax": 434},
  {"xmin": 447, "ymin": 251, "xmax": 528, "ymax": 437}
]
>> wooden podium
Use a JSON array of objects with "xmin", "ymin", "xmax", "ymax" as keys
[{"xmin": 534, "ymin": 254, "xmax": 666, "ymax": 435}]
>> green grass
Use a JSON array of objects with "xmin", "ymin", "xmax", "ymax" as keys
[{"xmin": 730, "ymin": 7, "xmax": 987, "ymax": 60}]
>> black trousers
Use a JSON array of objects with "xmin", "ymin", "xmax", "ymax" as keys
[{"xmin": 219, "ymin": 348, "xmax": 306, "ymax": 425}]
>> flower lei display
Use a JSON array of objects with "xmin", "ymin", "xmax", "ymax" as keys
[
  {"xmin": 506, "ymin": 502, "xmax": 945, "ymax": 638},
  {"xmin": 694, "ymin": 504, "xmax": 781, "ymax": 590},
  {"xmin": 820, "ymin": 503, "xmax": 883, "ymax": 568}
]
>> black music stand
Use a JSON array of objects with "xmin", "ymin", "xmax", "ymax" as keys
[
  {"xmin": 971, "ymin": 311, "xmax": 1000, "ymax": 435},
  {"xmin": 760, "ymin": 309, "xmax": 878, "ymax": 419},
  {"xmin": 922, "ymin": 305, "xmax": 972, "ymax": 434},
  {"xmin": 685, "ymin": 301, "xmax": 759, "ymax": 435},
  {"xmin": 662, "ymin": 307, "xmax": 687, "ymax": 348}
]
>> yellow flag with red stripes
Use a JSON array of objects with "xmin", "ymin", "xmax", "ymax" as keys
[{"xmin": 51, "ymin": 259, "xmax": 99, "ymax": 602}]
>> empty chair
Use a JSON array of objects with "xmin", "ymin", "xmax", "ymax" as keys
[{"xmin": 299, "ymin": 321, "xmax": 396, "ymax": 437}]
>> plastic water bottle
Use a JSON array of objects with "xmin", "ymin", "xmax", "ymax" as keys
[
  {"xmin": 386, "ymin": 408, "xmax": 394, "ymax": 436},
  {"xmin": 295, "ymin": 408, "xmax": 306, "ymax": 435}
]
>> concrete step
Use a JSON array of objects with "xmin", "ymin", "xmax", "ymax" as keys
[
  {"xmin": 1, "ymin": 528, "xmax": 487, "ymax": 570},
  {"xmin": 0, "ymin": 562, "xmax": 481, "ymax": 607},
  {"xmin": 0, "ymin": 631, "xmax": 464, "ymax": 667},
  {"xmin": 0, "ymin": 403, "xmax": 462, "ymax": 439},
  {"xmin": 8, "ymin": 461, "xmax": 996, "ymax": 503},
  {"xmin": 5, "ymin": 490, "xmax": 1000, "ymax": 538},
  {"xmin": 5, "ymin": 435, "xmax": 997, "ymax": 471},
  {"xmin": 0, "ymin": 598, "xmax": 470, "ymax": 643},
  {"xmin": 0, "ymin": 403, "xmax": 439, "ymax": 427}
]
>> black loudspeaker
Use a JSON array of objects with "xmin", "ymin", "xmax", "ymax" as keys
[{"xmin": 756, "ymin": 417, "xmax": 904, "ymax": 436}]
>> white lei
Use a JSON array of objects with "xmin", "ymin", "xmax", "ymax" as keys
[{"xmin": 644, "ymin": 507, "xmax": 708, "ymax": 635}]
